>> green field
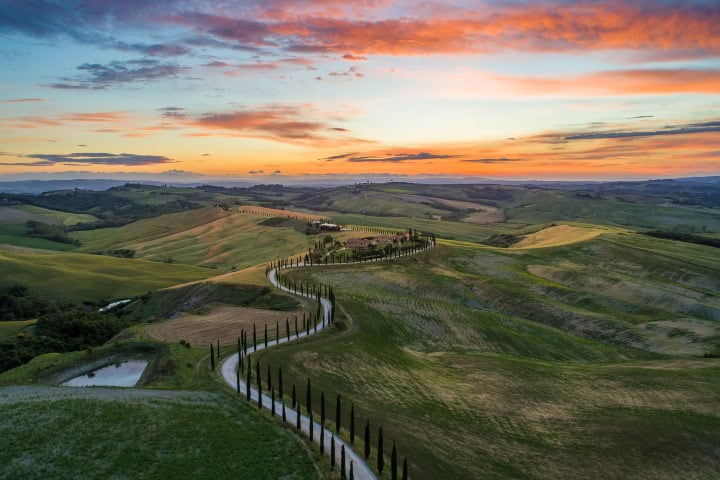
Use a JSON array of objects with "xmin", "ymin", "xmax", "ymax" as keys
[
  {"xmin": 0, "ymin": 246, "xmax": 212, "ymax": 302},
  {"xmin": 257, "ymin": 233, "xmax": 720, "ymax": 479},
  {"xmin": 0, "ymin": 224, "xmax": 78, "ymax": 251},
  {"xmin": 0, "ymin": 205, "xmax": 97, "ymax": 226},
  {"xmin": 0, "ymin": 392, "xmax": 322, "ymax": 480}
]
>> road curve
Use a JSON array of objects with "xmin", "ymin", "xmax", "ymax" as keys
[{"xmin": 221, "ymin": 241, "xmax": 435, "ymax": 479}]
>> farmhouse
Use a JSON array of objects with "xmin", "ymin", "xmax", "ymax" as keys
[{"xmin": 346, "ymin": 238, "xmax": 372, "ymax": 249}]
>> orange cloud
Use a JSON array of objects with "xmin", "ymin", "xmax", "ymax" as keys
[
  {"xmin": 188, "ymin": 105, "xmax": 372, "ymax": 147},
  {"xmin": 178, "ymin": 2, "xmax": 720, "ymax": 57},
  {"xmin": 499, "ymin": 69, "xmax": 720, "ymax": 96}
]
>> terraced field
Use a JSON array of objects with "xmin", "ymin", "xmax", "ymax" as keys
[{"xmin": 258, "ymin": 234, "xmax": 720, "ymax": 479}]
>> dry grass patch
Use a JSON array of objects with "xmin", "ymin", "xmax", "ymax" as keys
[
  {"xmin": 145, "ymin": 305, "xmax": 301, "ymax": 346},
  {"xmin": 512, "ymin": 224, "xmax": 609, "ymax": 249}
]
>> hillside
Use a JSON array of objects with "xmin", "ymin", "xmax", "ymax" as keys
[
  {"xmin": 0, "ymin": 245, "xmax": 212, "ymax": 302},
  {"xmin": 73, "ymin": 207, "xmax": 357, "ymax": 270},
  {"xmin": 259, "ymin": 231, "xmax": 720, "ymax": 479},
  {"xmin": 0, "ymin": 181, "xmax": 718, "ymax": 479}
]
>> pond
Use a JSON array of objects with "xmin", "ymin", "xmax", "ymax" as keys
[{"xmin": 62, "ymin": 360, "xmax": 148, "ymax": 387}]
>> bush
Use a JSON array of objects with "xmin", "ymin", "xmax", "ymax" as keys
[
  {"xmin": 25, "ymin": 220, "xmax": 80, "ymax": 245},
  {"xmin": 0, "ymin": 285, "xmax": 50, "ymax": 321},
  {"xmin": 334, "ymin": 318, "xmax": 349, "ymax": 331},
  {"xmin": 482, "ymin": 233, "xmax": 523, "ymax": 248}
]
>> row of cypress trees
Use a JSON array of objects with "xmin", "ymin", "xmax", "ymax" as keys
[
  {"xmin": 221, "ymin": 221, "xmax": 433, "ymax": 477},
  {"xmin": 235, "ymin": 354, "xmax": 410, "ymax": 479}
]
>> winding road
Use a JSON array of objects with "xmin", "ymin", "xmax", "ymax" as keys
[{"xmin": 221, "ymin": 241, "xmax": 435, "ymax": 480}]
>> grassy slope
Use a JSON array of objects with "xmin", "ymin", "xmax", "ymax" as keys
[
  {"xmin": 73, "ymin": 207, "xmax": 357, "ymax": 270},
  {"xmin": 0, "ymin": 319, "xmax": 36, "ymax": 339},
  {"xmin": 0, "ymin": 339, "xmax": 322, "ymax": 480},
  {"xmin": 0, "ymin": 246, "xmax": 212, "ymax": 302},
  {"xmin": 257, "ymin": 237, "xmax": 720, "ymax": 480},
  {"xmin": 0, "ymin": 394, "xmax": 319, "ymax": 480},
  {"xmin": 13, "ymin": 204, "xmax": 97, "ymax": 225},
  {"xmin": 307, "ymin": 184, "xmax": 720, "ymax": 239},
  {"xmin": 0, "ymin": 224, "xmax": 78, "ymax": 251}
]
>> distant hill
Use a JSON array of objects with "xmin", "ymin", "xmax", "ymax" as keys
[{"xmin": 0, "ymin": 180, "xmax": 131, "ymax": 194}]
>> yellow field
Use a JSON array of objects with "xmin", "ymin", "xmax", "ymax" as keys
[
  {"xmin": 511, "ymin": 224, "xmax": 612, "ymax": 249},
  {"xmin": 145, "ymin": 305, "xmax": 302, "ymax": 346},
  {"xmin": 237, "ymin": 205, "xmax": 324, "ymax": 221}
]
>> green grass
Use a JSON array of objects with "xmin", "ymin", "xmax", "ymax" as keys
[
  {"xmin": 0, "ymin": 224, "xmax": 78, "ymax": 251},
  {"xmin": 0, "ymin": 246, "xmax": 213, "ymax": 302},
  {"xmin": 0, "ymin": 395, "xmax": 322, "ymax": 480},
  {"xmin": 0, "ymin": 333, "xmax": 332, "ymax": 480},
  {"xmin": 256, "ymin": 235, "xmax": 720, "ymax": 479},
  {"xmin": 12, "ymin": 204, "xmax": 97, "ymax": 225},
  {"xmin": 0, "ymin": 319, "xmax": 36, "ymax": 339}
]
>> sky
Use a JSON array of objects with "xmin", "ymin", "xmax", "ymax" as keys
[{"xmin": 1, "ymin": 0, "xmax": 719, "ymax": 181}]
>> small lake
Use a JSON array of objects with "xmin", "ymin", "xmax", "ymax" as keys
[{"xmin": 62, "ymin": 360, "xmax": 148, "ymax": 387}]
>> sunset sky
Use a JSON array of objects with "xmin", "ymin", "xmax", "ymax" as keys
[{"xmin": 1, "ymin": 0, "xmax": 719, "ymax": 181}]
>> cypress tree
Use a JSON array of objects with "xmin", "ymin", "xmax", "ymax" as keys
[
  {"xmin": 264, "ymin": 323, "xmax": 268, "ymax": 348},
  {"xmin": 282, "ymin": 397, "xmax": 286, "ymax": 422},
  {"xmin": 341, "ymin": 444, "xmax": 346, "ymax": 479},
  {"xmin": 236, "ymin": 362, "xmax": 240, "ymax": 393},
  {"xmin": 350, "ymin": 403, "xmax": 355, "ymax": 444},
  {"xmin": 246, "ymin": 354, "xmax": 251, "ymax": 401},
  {"xmin": 309, "ymin": 412, "xmax": 314, "ymax": 441},
  {"xmin": 210, "ymin": 344, "xmax": 215, "ymax": 370},
  {"xmin": 330, "ymin": 435, "xmax": 336, "ymax": 470},
  {"xmin": 306, "ymin": 378, "xmax": 312, "ymax": 414},
  {"xmin": 294, "ymin": 316, "xmax": 299, "ymax": 338},
  {"xmin": 271, "ymin": 387, "xmax": 276, "ymax": 416},
  {"xmin": 285, "ymin": 317, "xmax": 290, "ymax": 340},
  {"xmin": 320, "ymin": 391, "xmax": 325, "ymax": 454},
  {"xmin": 256, "ymin": 361, "xmax": 262, "ymax": 408},
  {"xmin": 276, "ymin": 320, "xmax": 279, "ymax": 345},
  {"xmin": 336, "ymin": 394, "xmax": 341, "ymax": 434},
  {"xmin": 364, "ymin": 420, "xmax": 371, "ymax": 459},
  {"xmin": 296, "ymin": 403, "xmax": 301, "ymax": 430},
  {"xmin": 402, "ymin": 458, "xmax": 408, "ymax": 480},
  {"xmin": 292, "ymin": 384, "xmax": 296, "ymax": 409},
  {"xmin": 391, "ymin": 442, "xmax": 397, "ymax": 480},
  {"xmin": 253, "ymin": 323, "xmax": 257, "ymax": 352},
  {"xmin": 350, "ymin": 461, "xmax": 354, "ymax": 480},
  {"xmin": 217, "ymin": 338, "xmax": 220, "ymax": 359},
  {"xmin": 278, "ymin": 367, "xmax": 283, "ymax": 400},
  {"xmin": 377, "ymin": 426, "xmax": 384, "ymax": 474},
  {"xmin": 267, "ymin": 363, "xmax": 272, "ymax": 392}
]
